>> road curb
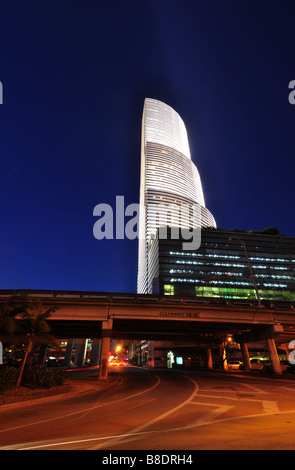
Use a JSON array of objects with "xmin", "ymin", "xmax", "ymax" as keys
[{"xmin": 0, "ymin": 377, "xmax": 121, "ymax": 411}]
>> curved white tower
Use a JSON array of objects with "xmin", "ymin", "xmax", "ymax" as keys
[{"xmin": 137, "ymin": 98, "xmax": 216, "ymax": 293}]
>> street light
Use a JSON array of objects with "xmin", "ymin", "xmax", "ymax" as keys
[{"xmin": 229, "ymin": 235, "xmax": 262, "ymax": 305}]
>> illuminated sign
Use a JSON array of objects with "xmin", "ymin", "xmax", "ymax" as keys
[{"xmin": 159, "ymin": 311, "xmax": 199, "ymax": 318}]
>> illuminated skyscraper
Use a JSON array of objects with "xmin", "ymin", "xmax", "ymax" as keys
[{"xmin": 137, "ymin": 98, "xmax": 216, "ymax": 293}]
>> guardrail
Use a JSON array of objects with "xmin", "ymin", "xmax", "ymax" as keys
[{"xmin": 0, "ymin": 289, "xmax": 294, "ymax": 310}]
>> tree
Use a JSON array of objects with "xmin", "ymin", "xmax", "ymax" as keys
[
  {"xmin": 16, "ymin": 298, "xmax": 57, "ymax": 387},
  {"xmin": 0, "ymin": 294, "xmax": 29, "ymax": 342}
]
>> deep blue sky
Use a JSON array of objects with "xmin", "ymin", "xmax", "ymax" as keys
[{"xmin": 0, "ymin": 0, "xmax": 294, "ymax": 293}]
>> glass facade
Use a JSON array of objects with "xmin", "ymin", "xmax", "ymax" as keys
[
  {"xmin": 137, "ymin": 98, "xmax": 216, "ymax": 294},
  {"xmin": 153, "ymin": 228, "xmax": 295, "ymax": 302}
]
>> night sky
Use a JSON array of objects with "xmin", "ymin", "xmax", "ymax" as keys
[{"xmin": 1, "ymin": 1, "xmax": 294, "ymax": 294}]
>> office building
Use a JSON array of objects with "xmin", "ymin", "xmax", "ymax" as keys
[
  {"xmin": 152, "ymin": 227, "xmax": 295, "ymax": 302},
  {"xmin": 135, "ymin": 99, "xmax": 295, "ymax": 369},
  {"xmin": 137, "ymin": 98, "xmax": 216, "ymax": 294}
]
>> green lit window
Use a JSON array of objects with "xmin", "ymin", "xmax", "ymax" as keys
[
  {"xmin": 164, "ymin": 284, "xmax": 174, "ymax": 295},
  {"xmin": 194, "ymin": 286, "xmax": 295, "ymax": 301}
]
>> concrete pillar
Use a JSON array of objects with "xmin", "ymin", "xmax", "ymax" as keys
[
  {"xmin": 99, "ymin": 319, "xmax": 113, "ymax": 379},
  {"xmin": 267, "ymin": 337, "xmax": 282, "ymax": 375},
  {"xmin": 222, "ymin": 346, "xmax": 228, "ymax": 371},
  {"xmin": 90, "ymin": 339, "xmax": 101, "ymax": 367},
  {"xmin": 206, "ymin": 348, "xmax": 213, "ymax": 370},
  {"xmin": 241, "ymin": 343, "xmax": 251, "ymax": 372},
  {"xmin": 74, "ymin": 339, "xmax": 87, "ymax": 367},
  {"xmin": 64, "ymin": 339, "xmax": 74, "ymax": 367}
]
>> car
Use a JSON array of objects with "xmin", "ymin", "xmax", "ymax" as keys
[
  {"xmin": 250, "ymin": 358, "xmax": 265, "ymax": 370},
  {"xmin": 228, "ymin": 360, "xmax": 243, "ymax": 370},
  {"xmin": 109, "ymin": 359, "xmax": 126, "ymax": 367}
]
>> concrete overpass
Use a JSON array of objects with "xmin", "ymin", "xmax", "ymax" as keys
[{"xmin": 1, "ymin": 289, "xmax": 295, "ymax": 376}]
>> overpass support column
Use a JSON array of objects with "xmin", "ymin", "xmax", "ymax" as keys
[
  {"xmin": 206, "ymin": 348, "xmax": 213, "ymax": 370},
  {"xmin": 99, "ymin": 319, "xmax": 113, "ymax": 380},
  {"xmin": 241, "ymin": 343, "xmax": 251, "ymax": 372},
  {"xmin": 64, "ymin": 339, "xmax": 74, "ymax": 367},
  {"xmin": 74, "ymin": 339, "xmax": 87, "ymax": 367},
  {"xmin": 267, "ymin": 337, "xmax": 282, "ymax": 375},
  {"xmin": 90, "ymin": 339, "xmax": 101, "ymax": 367}
]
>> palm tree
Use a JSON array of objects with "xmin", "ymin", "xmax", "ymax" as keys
[
  {"xmin": 16, "ymin": 298, "xmax": 57, "ymax": 387},
  {"xmin": 0, "ymin": 294, "xmax": 29, "ymax": 342}
]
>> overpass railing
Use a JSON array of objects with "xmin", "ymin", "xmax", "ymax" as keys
[{"xmin": 0, "ymin": 289, "xmax": 294, "ymax": 311}]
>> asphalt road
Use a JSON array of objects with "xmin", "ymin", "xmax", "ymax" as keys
[{"xmin": 1, "ymin": 366, "xmax": 295, "ymax": 450}]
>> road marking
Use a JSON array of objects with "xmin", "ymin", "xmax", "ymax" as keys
[
  {"xmin": 190, "ymin": 405, "xmax": 234, "ymax": 425},
  {"xmin": 192, "ymin": 393, "xmax": 279, "ymax": 414},
  {"xmin": 195, "ymin": 394, "xmax": 238, "ymax": 401},
  {"xmin": 261, "ymin": 400, "xmax": 279, "ymax": 413},
  {"xmin": 88, "ymin": 375, "xmax": 200, "ymax": 450},
  {"xmin": 0, "ymin": 373, "xmax": 161, "ymax": 434},
  {"xmin": 8, "ymin": 407, "xmax": 295, "ymax": 450},
  {"xmin": 240, "ymin": 383, "xmax": 268, "ymax": 394},
  {"xmin": 82, "ymin": 398, "xmax": 155, "ymax": 421},
  {"xmin": 1, "ymin": 431, "xmax": 153, "ymax": 450},
  {"xmin": 0, "ymin": 372, "xmax": 287, "ymax": 450},
  {"xmin": 200, "ymin": 389, "xmax": 238, "ymax": 393}
]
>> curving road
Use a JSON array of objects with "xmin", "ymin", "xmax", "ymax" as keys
[{"xmin": 1, "ymin": 366, "xmax": 295, "ymax": 450}]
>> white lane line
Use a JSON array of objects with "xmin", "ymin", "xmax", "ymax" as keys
[
  {"xmin": 0, "ymin": 375, "xmax": 284, "ymax": 450},
  {"xmin": 195, "ymin": 394, "xmax": 238, "ymax": 401},
  {"xmin": 10, "ymin": 406, "xmax": 295, "ymax": 450},
  {"xmin": 240, "ymin": 383, "xmax": 268, "ymax": 394},
  {"xmin": 190, "ymin": 405, "xmax": 234, "ymax": 426},
  {"xmin": 191, "ymin": 400, "xmax": 234, "ymax": 406},
  {"xmin": 199, "ymin": 389, "xmax": 238, "ymax": 392},
  {"xmin": 192, "ymin": 394, "xmax": 279, "ymax": 414},
  {"xmin": 88, "ymin": 375, "xmax": 199, "ymax": 450},
  {"xmin": 261, "ymin": 400, "xmax": 279, "ymax": 413},
  {"xmin": 279, "ymin": 386, "xmax": 295, "ymax": 392},
  {"xmin": 1, "ymin": 431, "xmax": 154, "ymax": 450},
  {"xmin": 0, "ymin": 373, "xmax": 161, "ymax": 434}
]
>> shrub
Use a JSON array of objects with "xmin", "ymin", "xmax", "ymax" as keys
[
  {"xmin": 22, "ymin": 367, "xmax": 66, "ymax": 389},
  {"xmin": 0, "ymin": 366, "xmax": 19, "ymax": 392}
]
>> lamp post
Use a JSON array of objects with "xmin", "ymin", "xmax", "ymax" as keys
[{"xmin": 229, "ymin": 235, "xmax": 262, "ymax": 305}]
